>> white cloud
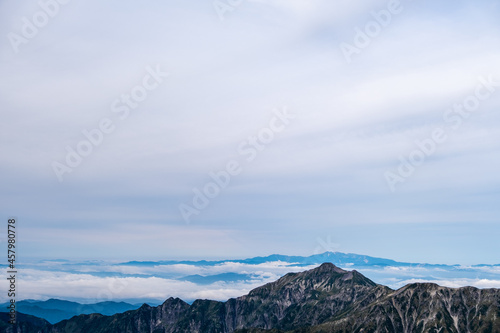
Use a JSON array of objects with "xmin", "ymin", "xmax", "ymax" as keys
[{"xmin": 3, "ymin": 260, "xmax": 500, "ymax": 303}]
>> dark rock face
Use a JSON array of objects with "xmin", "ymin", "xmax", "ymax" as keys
[
  {"xmin": 309, "ymin": 282, "xmax": 500, "ymax": 333},
  {"xmin": 0, "ymin": 312, "xmax": 52, "ymax": 333},
  {"xmin": 3, "ymin": 263, "xmax": 500, "ymax": 333}
]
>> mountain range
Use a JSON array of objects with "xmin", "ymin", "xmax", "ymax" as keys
[
  {"xmin": 2, "ymin": 263, "xmax": 500, "ymax": 332},
  {"xmin": 117, "ymin": 252, "xmax": 432, "ymax": 267},
  {"xmin": 0, "ymin": 299, "xmax": 139, "ymax": 324}
]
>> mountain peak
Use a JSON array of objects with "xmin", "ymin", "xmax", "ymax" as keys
[
  {"xmin": 293, "ymin": 262, "xmax": 377, "ymax": 289},
  {"xmin": 138, "ymin": 303, "xmax": 151, "ymax": 310},
  {"xmin": 316, "ymin": 262, "xmax": 347, "ymax": 274},
  {"xmin": 246, "ymin": 262, "xmax": 377, "ymax": 301}
]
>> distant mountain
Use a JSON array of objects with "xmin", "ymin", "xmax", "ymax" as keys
[
  {"xmin": 119, "ymin": 251, "xmax": 408, "ymax": 267},
  {"xmin": 119, "ymin": 251, "xmax": 496, "ymax": 271},
  {"xmin": 3, "ymin": 263, "xmax": 500, "ymax": 332},
  {"xmin": 0, "ymin": 299, "xmax": 139, "ymax": 324}
]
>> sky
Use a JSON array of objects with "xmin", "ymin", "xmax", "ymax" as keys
[{"xmin": 1, "ymin": 0, "xmax": 500, "ymax": 265}]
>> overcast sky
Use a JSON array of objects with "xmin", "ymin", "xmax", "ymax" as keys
[{"xmin": 1, "ymin": 0, "xmax": 500, "ymax": 265}]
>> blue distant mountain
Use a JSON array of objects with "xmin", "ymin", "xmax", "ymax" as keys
[
  {"xmin": 0, "ymin": 299, "xmax": 139, "ymax": 324},
  {"xmin": 117, "ymin": 251, "xmax": 445, "ymax": 268}
]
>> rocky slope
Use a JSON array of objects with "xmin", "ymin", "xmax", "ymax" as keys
[
  {"xmin": 2, "ymin": 263, "xmax": 500, "ymax": 332},
  {"xmin": 301, "ymin": 282, "xmax": 500, "ymax": 332}
]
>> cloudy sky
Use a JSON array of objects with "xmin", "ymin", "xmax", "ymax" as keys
[{"xmin": 1, "ymin": 0, "xmax": 500, "ymax": 265}]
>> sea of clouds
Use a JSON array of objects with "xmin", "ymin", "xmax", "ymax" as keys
[{"xmin": 2, "ymin": 255, "xmax": 500, "ymax": 304}]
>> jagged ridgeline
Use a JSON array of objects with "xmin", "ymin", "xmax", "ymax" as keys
[{"xmin": 2, "ymin": 263, "xmax": 500, "ymax": 332}]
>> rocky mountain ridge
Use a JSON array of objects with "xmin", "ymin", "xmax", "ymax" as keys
[{"xmin": 2, "ymin": 263, "xmax": 500, "ymax": 332}]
